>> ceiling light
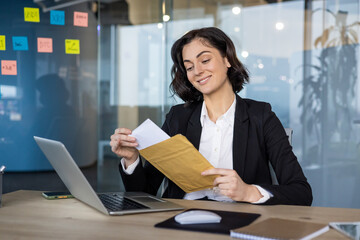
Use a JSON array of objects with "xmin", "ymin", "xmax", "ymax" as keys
[
  {"xmin": 163, "ymin": 15, "xmax": 170, "ymax": 22},
  {"xmin": 232, "ymin": 6, "xmax": 241, "ymax": 15},
  {"xmin": 275, "ymin": 22, "xmax": 284, "ymax": 31},
  {"xmin": 241, "ymin": 51, "xmax": 249, "ymax": 58}
]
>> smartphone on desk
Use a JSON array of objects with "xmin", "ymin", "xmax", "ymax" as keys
[
  {"xmin": 329, "ymin": 222, "xmax": 360, "ymax": 240},
  {"xmin": 42, "ymin": 191, "xmax": 74, "ymax": 200}
]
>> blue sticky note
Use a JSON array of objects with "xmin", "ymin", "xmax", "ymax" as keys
[
  {"xmin": 12, "ymin": 36, "xmax": 28, "ymax": 51},
  {"xmin": 50, "ymin": 10, "xmax": 65, "ymax": 25}
]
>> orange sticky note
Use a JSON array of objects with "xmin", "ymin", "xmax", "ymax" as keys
[
  {"xmin": 1, "ymin": 60, "xmax": 17, "ymax": 75},
  {"xmin": 37, "ymin": 38, "xmax": 53, "ymax": 53},
  {"xmin": 0, "ymin": 35, "xmax": 5, "ymax": 51},
  {"xmin": 74, "ymin": 11, "xmax": 88, "ymax": 27},
  {"xmin": 24, "ymin": 7, "xmax": 40, "ymax": 22}
]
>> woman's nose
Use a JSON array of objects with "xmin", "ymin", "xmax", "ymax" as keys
[{"xmin": 193, "ymin": 64, "xmax": 203, "ymax": 75}]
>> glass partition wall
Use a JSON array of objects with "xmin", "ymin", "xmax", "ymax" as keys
[
  {"xmin": 0, "ymin": 1, "xmax": 98, "ymax": 171},
  {"xmin": 98, "ymin": 0, "xmax": 360, "ymax": 208}
]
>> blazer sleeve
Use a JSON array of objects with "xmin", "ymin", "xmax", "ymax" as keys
[
  {"xmin": 118, "ymin": 107, "xmax": 176, "ymax": 196},
  {"xmin": 257, "ymin": 103, "xmax": 313, "ymax": 206}
]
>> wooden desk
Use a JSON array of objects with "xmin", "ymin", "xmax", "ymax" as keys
[{"xmin": 0, "ymin": 190, "xmax": 359, "ymax": 239}]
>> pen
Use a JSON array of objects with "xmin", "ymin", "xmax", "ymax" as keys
[{"xmin": 0, "ymin": 165, "xmax": 5, "ymax": 174}]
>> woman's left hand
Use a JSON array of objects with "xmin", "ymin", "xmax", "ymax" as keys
[{"xmin": 201, "ymin": 168, "xmax": 262, "ymax": 203}]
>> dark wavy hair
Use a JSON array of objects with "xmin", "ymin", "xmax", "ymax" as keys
[{"xmin": 170, "ymin": 27, "xmax": 249, "ymax": 103}]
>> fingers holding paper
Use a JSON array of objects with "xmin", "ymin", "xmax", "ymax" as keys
[
  {"xmin": 110, "ymin": 128, "xmax": 139, "ymax": 164},
  {"xmin": 202, "ymin": 168, "xmax": 262, "ymax": 203}
]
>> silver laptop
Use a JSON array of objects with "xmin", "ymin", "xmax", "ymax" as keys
[{"xmin": 34, "ymin": 136, "xmax": 183, "ymax": 215}]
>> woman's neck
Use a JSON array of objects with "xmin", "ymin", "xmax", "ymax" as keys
[{"xmin": 204, "ymin": 90, "xmax": 235, "ymax": 123}]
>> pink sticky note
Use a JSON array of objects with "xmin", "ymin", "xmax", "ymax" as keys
[
  {"xmin": 37, "ymin": 37, "xmax": 53, "ymax": 53},
  {"xmin": 74, "ymin": 11, "xmax": 88, "ymax": 27},
  {"xmin": 1, "ymin": 60, "xmax": 17, "ymax": 75}
]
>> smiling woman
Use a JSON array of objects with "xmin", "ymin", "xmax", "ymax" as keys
[
  {"xmin": 111, "ymin": 27, "xmax": 313, "ymax": 206},
  {"xmin": 182, "ymin": 39, "xmax": 232, "ymax": 106},
  {"xmin": 170, "ymin": 27, "xmax": 249, "ymax": 104}
]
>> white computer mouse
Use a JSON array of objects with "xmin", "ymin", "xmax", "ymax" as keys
[{"xmin": 174, "ymin": 210, "xmax": 222, "ymax": 224}]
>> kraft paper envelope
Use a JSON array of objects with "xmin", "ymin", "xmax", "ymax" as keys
[{"xmin": 139, "ymin": 134, "xmax": 216, "ymax": 193}]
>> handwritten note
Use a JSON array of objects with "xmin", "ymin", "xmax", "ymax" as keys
[
  {"xmin": 0, "ymin": 35, "xmax": 5, "ymax": 51},
  {"xmin": 74, "ymin": 11, "xmax": 88, "ymax": 27},
  {"xmin": 24, "ymin": 7, "xmax": 40, "ymax": 22},
  {"xmin": 65, "ymin": 39, "xmax": 80, "ymax": 54},
  {"xmin": 50, "ymin": 10, "xmax": 65, "ymax": 25},
  {"xmin": 37, "ymin": 38, "xmax": 53, "ymax": 53},
  {"xmin": 12, "ymin": 36, "xmax": 28, "ymax": 51},
  {"xmin": 1, "ymin": 60, "xmax": 17, "ymax": 75}
]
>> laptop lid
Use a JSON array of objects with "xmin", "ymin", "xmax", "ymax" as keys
[{"xmin": 34, "ymin": 136, "xmax": 183, "ymax": 215}]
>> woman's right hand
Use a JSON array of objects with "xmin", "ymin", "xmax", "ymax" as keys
[{"xmin": 110, "ymin": 128, "xmax": 139, "ymax": 168}]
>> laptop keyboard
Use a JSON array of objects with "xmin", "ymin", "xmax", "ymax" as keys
[{"xmin": 98, "ymin": 193, "xmax": 149, "ymax": 211}]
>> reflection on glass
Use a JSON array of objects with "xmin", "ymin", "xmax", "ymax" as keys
[
  {"xmin": 34, "ymin": 74, "xmax": 78, "ymax": 144},
  {"xmin": 98, "ymin": 0, "xmax": 360, "ymax": 208},
  {"xmin": 0, "ymin": 0, "xmax": 98, "ymax": 171}
]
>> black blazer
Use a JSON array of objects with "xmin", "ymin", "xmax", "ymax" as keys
[{"xmin": 119, "ymin": 95, "xmax": 313, "ymax": 206}]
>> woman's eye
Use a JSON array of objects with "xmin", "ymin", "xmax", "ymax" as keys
[
  {"xmin": 186, "ymin": 66, "xmax": 193, "ymax": 71},
  {"xmin": 202, "ymin": 59, "xmax": 210, "ymax": 64}
]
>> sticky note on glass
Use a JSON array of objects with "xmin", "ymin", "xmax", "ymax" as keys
[
  {"xmin": 0, "ymin": 35, "xmax": 5, "ymax": 51},
  {"xmin": 50, "ymin": 10, "xmax": 65, "ymax": 25},
  {"xmin": 24, "ymin": 7, "xmax": 40, "ymax": 22},
  {"xmin": 74, "ymin": 11, "xmax": 88, "ymax": 27},
  {"xmin": 1, "ymin": 60, "xmax": 17, "ymax": 75},
  {"xmin": 65, "ymin": 39, "xmax": 80, "ymax": 54},
  {"xmin": 37, "ymin": 38, "xmax": 53, "ymax": 53},
  {"xmin": 12, "ymin": 36, "xmax": 28, "ymax": 51}
]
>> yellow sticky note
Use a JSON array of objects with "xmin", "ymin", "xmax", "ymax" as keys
[
  {"xmin": 24, "ymin": 7, "xmax": 40, "ymax": 22},
  {"xmin": 65, "ymin": 39, "xmax": 80, "ymax": 54},
  {"xmin": 0, "ymin": 35, "xmax": 5, "ymax": 51}
]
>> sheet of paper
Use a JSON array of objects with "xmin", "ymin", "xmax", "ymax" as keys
[{"xmin": 130, "ymin": 118, "xmax": 169, "ymax": 150}]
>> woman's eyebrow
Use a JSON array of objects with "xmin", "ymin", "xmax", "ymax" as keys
[
  {"xmin": 196, "ymin": 50, "xmax": 211, "ymax": 58},
  {"xmin": 183, "ymin": 51, "xmax": 211, "ymax": 63}
]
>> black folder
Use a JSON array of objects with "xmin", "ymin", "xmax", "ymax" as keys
[{"xmin": 155, "ymin": 208, "xmax": 261, "ymax": 235}]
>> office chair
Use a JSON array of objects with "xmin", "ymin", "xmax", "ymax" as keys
[{"xmin": 269, "ymin": 128, "xmax": 293, "ymax": 185}]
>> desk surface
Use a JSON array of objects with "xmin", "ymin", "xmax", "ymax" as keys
[{"xmin": 1, "ymin": 190, "xmax": 359, "ymax": 239}]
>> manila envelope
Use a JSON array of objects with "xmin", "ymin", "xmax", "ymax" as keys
[{"xmin": 139, "ymin": 134, "xmax": 216, "ymax": 193}]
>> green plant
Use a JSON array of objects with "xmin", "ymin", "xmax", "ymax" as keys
[{"xmin": 299, "ymin": 10, "xmax": 359, "ymax": 146}]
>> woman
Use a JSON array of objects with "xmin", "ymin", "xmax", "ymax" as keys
[{"xmin": 110, "ymin": 27, "xmax": 312, "ymax": 205}]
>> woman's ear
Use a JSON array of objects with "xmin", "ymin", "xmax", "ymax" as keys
[{"xmin": 225, "ymin": 57, "xmax": 231, "ymax": 68}]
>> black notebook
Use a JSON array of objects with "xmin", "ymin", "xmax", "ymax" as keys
[{"xmin": 155, "ymin": 208, "xmax": 260, "ymax": 235}]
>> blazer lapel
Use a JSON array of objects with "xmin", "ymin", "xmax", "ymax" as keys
[
  {"xmin": 185, "ymin": 102, "xmax": 202, "ymax": 150},
  {"xmin": 233, "ymin": 95, "xmax": 249, "ymax": 178}
]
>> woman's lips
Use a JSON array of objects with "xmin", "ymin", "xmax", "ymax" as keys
[{"xmin": 197, "ymin": 76, "xmax": 211, "ymax": 85}]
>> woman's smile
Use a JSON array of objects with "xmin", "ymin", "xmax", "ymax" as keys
[{"xmin": 197, "ymin": 75, "xmax": 211, "ymax": 85}]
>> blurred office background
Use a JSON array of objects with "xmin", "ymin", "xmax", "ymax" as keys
[{"xmin": 1, "ymin": 0, "xmax": 360, "ymax": 209}]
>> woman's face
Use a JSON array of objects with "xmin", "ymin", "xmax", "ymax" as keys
[{"xmin": 182, "ymin": 38, "xmax": 231, "ymax": 98}]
